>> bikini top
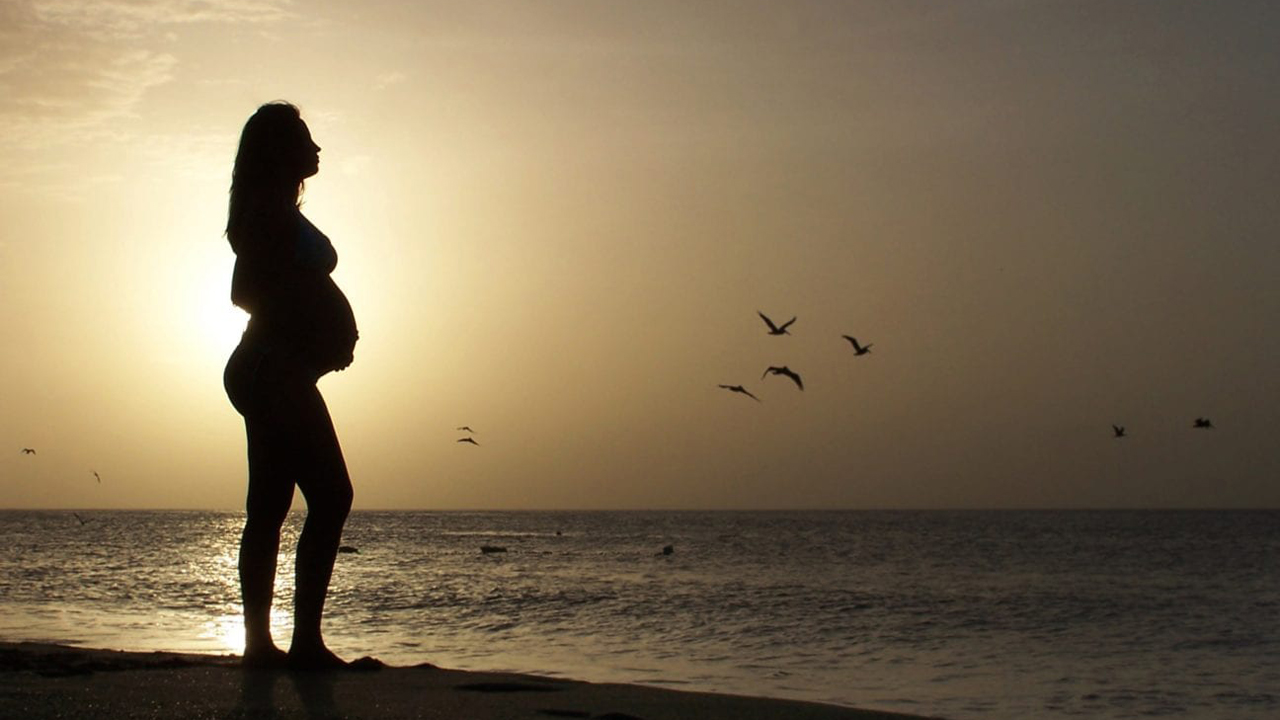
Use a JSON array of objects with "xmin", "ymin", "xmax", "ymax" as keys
[{"xmin": 295, "ymin": 212, "xmax": 337, "ymax": 274}]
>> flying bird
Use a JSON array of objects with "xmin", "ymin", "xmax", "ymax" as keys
[
  {"xmin": 842, "ymin": 335, "xmax": 873, "ymax": 356},
  {"xmin": 457, "ymin": 437, "xmax": 480, "ymax": 445},
  {"xmin": 757, "ymin": 311, "xmax": 796, "ymax": 336},
  {"xmin": 92, "ymin": 470, "xmax": 101, "ymax": 483},
  {"xmin": 762, "ymin": 366, "xmax": 804, "ymax": 390},
  {"xmin": 456, "ymin": 426, "xmax": 475, "ymax": 433},
  {"xmin": 1112, "ymin": 425, "xmax": 1126, "ymax": 438},
  {"xmin": 1192, "ymin": 417, "xmax": 1214, "ymax": 429},
  {"xmin": 21, "ymin": 448, "xmax": 35, "ymax": 455},
  {"xmin": 72, "ymin": 512, "xmax": 88, "ymax": 526},
  {"xmin": 718, "ymin": 384, "xmax": 761, "ymax": 402}
]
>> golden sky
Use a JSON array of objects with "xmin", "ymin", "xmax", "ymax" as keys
[{"xmin": 2, "ymin": 0, "xmax": 1278, "ymax": 509}]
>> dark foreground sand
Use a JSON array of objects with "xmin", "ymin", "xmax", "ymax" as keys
[{"xmin": 0, "ymin": 642, "xmax": 937, "ymax": 720}]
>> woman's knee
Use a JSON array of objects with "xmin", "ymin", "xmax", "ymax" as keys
[
  {"xmin": 304, "ymin": 480, "xmax": 352, "ymax": 525},
  {"xmin": 242, "ymin": 507, "xmax": 289, "ymax": 541},
  {"xmin": 331, "ymin": 482, "xmax": 354, "ymax": 519}
]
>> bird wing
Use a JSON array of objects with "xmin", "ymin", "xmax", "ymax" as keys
[
  {"xmin": 781, "ymin": 368, "xmax": 803, "ymax": 389},
  {"xmin": 757, "ymin": 311, "xmax": 779, "ymax": 332},
  {"xmin": 778, "ymin": 317, "xmax": 796, "ymax": 331}
]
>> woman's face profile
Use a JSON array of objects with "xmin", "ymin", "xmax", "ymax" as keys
[{"xmin": 292, "ymin": 120, "xmax": 321, "ymax": 180}]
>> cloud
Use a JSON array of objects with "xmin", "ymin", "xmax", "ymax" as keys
[
  {"xmin": 337, "ymin": 154, "xmax": 371, "ymax": 177},
  {"xmin": 0, "ymin": 0, "xmax": 291, "ymax": 190},
  {"xmin": 374, "ymin": 71, "xmax": 408, "ymax": 90},
  {"xmin": 31, "ymin": 0, "xmax": 293, "ymax": 39},
  {"xmin": 0, "ymin": 47, "xmax": 177, "ymax": 148},
  {"xmin": 137, "ymin": 128, "xmax": 238, "ymax": 183}
]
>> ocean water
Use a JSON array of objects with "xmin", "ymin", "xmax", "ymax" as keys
[{"xmin": 0, "ymin": 510, "xmax": 1276, "ymax": 720}]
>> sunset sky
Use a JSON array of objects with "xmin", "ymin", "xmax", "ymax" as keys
[{"xmin": 2, "ymin": 0, "xmax": 1277, "ymax": 510}]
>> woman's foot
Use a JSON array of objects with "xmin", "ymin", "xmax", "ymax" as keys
[
  {"xmin": 286, "ymin": 644, "xmax": 348, "ymax": 671},
  {"xmin": 242, "ymin": 645, "xmax": 288, "ymax": 669}
]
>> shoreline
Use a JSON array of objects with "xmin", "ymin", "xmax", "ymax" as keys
[{"xmin": 1, "ymin": 641, "xmax": 938, "ymax": 720}]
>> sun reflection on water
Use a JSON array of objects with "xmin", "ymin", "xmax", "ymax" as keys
[
  {"xmin": 194, "ymin": 539, "xmax": 298, "ymax": 656},
  {"xmin": 199, "ymin": 607, "xmax": 293, "ymax": 656}
]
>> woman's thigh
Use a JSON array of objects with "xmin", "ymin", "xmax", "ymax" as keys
[
  {"xmin": 246, "ymin": 380, "xmax": 351, "ymax": 514},
  {"xmin": 232, "ymin": 343, "xmax": 347, "ymax": 513}
]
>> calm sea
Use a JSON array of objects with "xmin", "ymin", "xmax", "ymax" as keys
[{"xmin": 0, "ymin": 510, "xmax": 1275, "ymax": 719}]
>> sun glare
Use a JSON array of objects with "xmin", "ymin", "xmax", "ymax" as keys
[{"xmin": 193, "ymin": 262, "xmax": 248, "ymax": 358}]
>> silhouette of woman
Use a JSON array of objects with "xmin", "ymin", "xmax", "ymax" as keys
[{"xmin": 223, "ymin": 102, "xmax": 359, "ymax": 669}]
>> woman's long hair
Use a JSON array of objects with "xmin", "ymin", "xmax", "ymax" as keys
[{"xmin": 226, "ymin": 102, "xmax": 307, "ymax": 256}]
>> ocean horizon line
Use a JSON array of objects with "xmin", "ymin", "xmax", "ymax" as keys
[{"xmin": 1, "ymin": 505, "xmax": 1275, "ymax": 513}]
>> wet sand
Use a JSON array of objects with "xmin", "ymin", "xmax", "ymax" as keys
[{"xmin": 0, "ymin": 641, "xmax": 937, "ymax": 719}]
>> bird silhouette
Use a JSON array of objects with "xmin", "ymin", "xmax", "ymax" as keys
[
  {"xmin": 842, "ymin": 335, "xmax": 873, "ymax": 356},
  {"xmin": 21, "ymin": 448, "xmax": 35, "ymax": 455},
  {"xmin": 457, "ymin": 437, "xmax": 480, "ymax": 445},
  {"xmin": 757, "ymin": 311, "xmax": 796, "ymax": 336},
  {"xmin": 92, "ymin": 470, "xmax": 101, "ymax": 483},
  {"xmin": 1112, "ymin": 425, "xmax": 1126, "ymax": 438},
  {"xmin": 718, "ymin": 384, "xmax": 761, "ymax": 402},
  {"xmin": 72, "ymin": 512, "xmax": 88, "ymax": 526},
  {"xmin": 456, "ymin": 426, "xmax": 475, "ymax": 433},
  {"xmin": 1193, "ymin": 417, "xmax": 1214, "ymax": 429},
  {"xmin": 762, "ymin": 366, "xmax": 804, "ymax": 390}
]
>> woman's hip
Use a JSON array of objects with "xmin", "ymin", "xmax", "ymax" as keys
[{"xmin": 224, "ymin": 336, "xmax": 315, "ymax": 418}]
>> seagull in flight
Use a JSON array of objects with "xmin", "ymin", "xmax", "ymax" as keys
[
  {"xmin": 1192, "ymin": 417, "xmax": 1214, "ymax": 429},
  {"xmin": 762, "ymin": 366, "xmax": 804, "ymax": 390},
  {"xmin": 93, "ymin": 470, "xmax": 101, "ymax": 483},
  {"xmin": 842, "ymin": 335, "xmax": 873, "ymax": 356},
  {"xmin": 72, "ymin": 512, "xmax": 89, "ymax": 526},
  {"xmin": 1112, "ymin": 425, "xmax": 1126, "ymax": 438},
  {"xmin": 757, "ymin": 311, "xmax": 796, "ymax": 336},
  {"xmin": 718, "ymin": 384, "xmax": 761, "ymax": 402},
  {"xmin": 456, "ymin": 426, "xmax": 476, "ymax": 433},
  {"xmin": 457, "ymin": 437, "xmax": 480, "ymax": 445},
  {"xmin": 21, "ymin": 448, "xmax": 36, "ymax": 455}
]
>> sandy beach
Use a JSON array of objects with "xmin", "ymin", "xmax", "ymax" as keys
[{"xmin": 0, "ymin": 642, "xmax": 935, "ymax": 720}]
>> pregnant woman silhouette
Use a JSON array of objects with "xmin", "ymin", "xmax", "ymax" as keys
[{"xmin": 223, "ymin": 102, "xmax": 361, "ymax": 670}]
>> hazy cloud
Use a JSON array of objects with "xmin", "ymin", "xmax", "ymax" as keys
[
  {"xmin": 374, "ymin": 71, "xmax": 407, "ymax": 90},
  {"xmin": 337, "ymin": 153, "xmax": 372, "ymax": 177},
  {"xmin": 0, "ymin": 47, "xmax": 177, "ymax": 148},
  {"xmin": 0, "ymin": 0, "xmax": 291, "ymax": 189},
  {"xmin": 31, "ymin": 0, "xmax": 293, "ymax": 38},
  {"xmin": 137, "ymin": 128, "xmax": 238, "ymax": 182}
]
